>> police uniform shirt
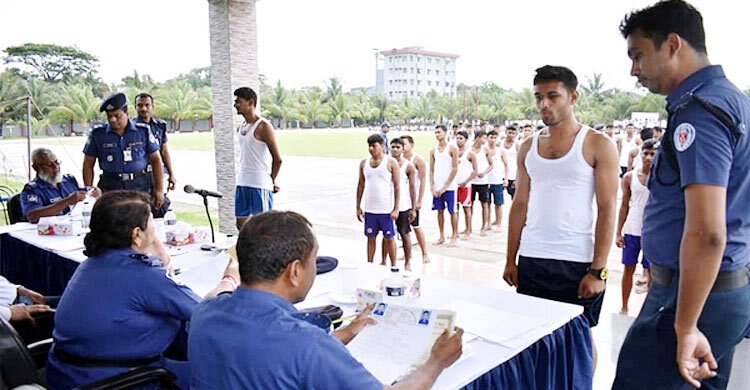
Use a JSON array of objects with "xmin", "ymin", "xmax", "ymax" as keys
[
  {"xmin": 47, "ymin": 248, "xmax": 200, "ymax": 388},
  {"xmin": 83, "ymin": 120, "xmax": 159, "ymax": 174},
  {"xmin": 134, "ymin": 116, "xmax": 168, "ymax": 149},
  {"xmin": 188, "ymin": 288, "xmax": 382, "ymax": 389},
  {"xmin": 642, "ymin": 65, "xmax": 750, "ymax": 272},
  {"xmin": 20, "ymin": 174, "xmax": 81, "ymax": 217}
]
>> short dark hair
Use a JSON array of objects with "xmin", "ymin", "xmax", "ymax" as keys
[
  {"xmin": 83, "ymin": 191, "xmax": 151, "ymax": 257},
  {"xmin": 642, "ymin": 139, "xmax": 659, "ymax": 150},
  {"xmin": 523, "ymin": 124, "xmax": 533, "ymax": 130},
  {"xmin": 134, "ymin": 93, "xmax": 154, "ymax": 103},
  {"xmin": 506, "ymin": 125, "xmax": 517, "ymax": 132},
  {"xmin": 626, "ymin": 123, "xmax": 635, "ymax": 128},
  {"xmin": 620, "ymin": 0, "xmax": 706, "ymax": 54},
  {"xmin": 533, "ymin": 65, "xmax": 578, "ymax": 91},
  {"xmin": 400, "ymin": 135, "xmax": 415, "ymax": 145},
  {"xmin": 367, "ymin": 134, "xmax": 384, "ymax": 145},
  {"xmin": 653, "ymin": 126, "xmax": 663, "ymax": 133},
  {"xmin": 390, "ymin": 138, "xmax": 404, "ymax": 147},
  {"xmin": 456, "ymin": 130, "xmax": 469, "ymax": 139},
  {"xmin": 234, "ymin": 87, "xmax": 258, "ymax": 107},
  {"xmin": 451, "ymin": 124, "xmax": 459, "ymax": 129},
  {"xmin": 474, "ymin": 130, "xmax": 487, "ymax": 138},
  {"xmin": 606, "ymin": 124, "xmax": 615, "ymax": 129},
  {"xmin": 435, "ymin": 125, "xmax": 447, "ymax": 132},
  {"xmin": 640, "ymin": 127, "xmax": 654, "ymax": 140},
  {"xmin": 237, "ymin": 211, "xmax": 316, "ymax": 284},
  {"xmin": 487, "ymin": 130, "xmax": 498, "ymax": 137}
]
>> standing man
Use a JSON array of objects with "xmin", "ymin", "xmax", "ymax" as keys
[
  {"xmin": 429, "ymin": 125, "xmax": 459, "ymax": 247},
  {"xmin": 469, "ymin": 131, "xmax": 493, "ymax": 236},
  {"xmin": 503, "ymin": 66, "xmax": 619, "ymax": 370},
  {"xmin": 487, "ymin": 130, "xmax": 509, "ymax": 231},
  {"xmin": 502, "ymin": 126, "xmax": 519, "ymax": 199},
  {"xmin": 454, "ymin": 131, "xmax": 478, "ymax": 239},
  {"xmin": 389, "ymin": 138, "xmax": 417, "ymax": 270},
  {"xmin": 134, "ymin": 93, "xmax": 176, "ymax": 193},
  {"xmin": 616, "ymin": 123, "xmax": 642, "ymax": 176},
  {"xmin": 234, "ymin": 87, "xmax": 283, "ymax": 230},
  {"xmin": 616, "ymin": 140, "xmax": 657, "ymax": 315},
  {"xmin": 82, "ymin": 92, "xmax": 166, "ymax": 216},
  {"xmin": 379, "ymin": 123, "xmax": 391, "ymax": 154},
  {"xmin": 356, "ymin": 135, "xmax": 400, "ymax": 266},
  {"xmin": 401, "ymin": 135, "xmax": 430, "ymax": 264},
  {"xmin": 614, "ymin": 1, "xmax": 750, "ymax": 388}
]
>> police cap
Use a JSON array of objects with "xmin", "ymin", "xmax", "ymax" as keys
[{"xmin": 99, "ymin": 92, "xmax": 127, "ymax": 113}]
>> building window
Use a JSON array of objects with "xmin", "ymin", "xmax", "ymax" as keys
[
  {"xmin": 427, "ymin": 69, "xmax": 431, "ymax": 75},
  {"xmin": 436, "ymin": 70, "xmax": 440, "ymax": 76},
  {"xmin": 410, "ymin": 79, "xmax": 414, "ymax": 85},
  {"xmin": 417, "ymin": 80, "xmax": 421, "ymax": 85},
  {"xmin": 410, "ymin": 91, "xmax": 414, "ymax": 96},
  {"xmin": 428, "ymin": 81, "xmax": 432, "ymax": 86}
]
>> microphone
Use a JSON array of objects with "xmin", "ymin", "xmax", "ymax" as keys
[{"xmin": 184, "ymin": 185, "xmax": 223, "ymax": 198}]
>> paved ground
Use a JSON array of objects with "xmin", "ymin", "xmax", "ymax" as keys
[{"xmin": 2, "ymin": 136, "xmax": 747, "ymax": 389}]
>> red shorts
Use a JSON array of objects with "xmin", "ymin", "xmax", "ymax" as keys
[{"xmin": 457, "ymin": 186, "xmax": 472, "ymax": 207}]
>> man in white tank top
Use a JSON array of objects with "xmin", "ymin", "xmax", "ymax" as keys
[
  {"xmin": 454, "ymin": 131, "xmax": 478, "ymax": 240},
  {"xmin": 429, "ymin": 125, "xmax": 459, "ymax": 247},
  {"xmin": 616, "ymin": 123, "xmax": 642, "ymax": 177},
  {"xmin": 400, "ymin": 135, "xmax": 430, "ymax": 264},
  {"xmin": 388, "ymin": 139, "xmax": 417, "ymax": 270},
  {"xmin": 234, "ymin": 87, "xmax": 283, "ymax": 231},
  {"xmin": 487, "ymin": 130, "xmax": 509, "ymax": 231},
  {"xmin": 504, "ymin": 66, "xmax": 619, "ymax": 370},
  {"xmin": 616, "ymin": 140, "xmax": 656, "ymax": 315},
  {"xmin": 356, "ymin": 134, "xmax": 400, "ymax": 266},
  {"xmin": 502, "ymin": 126, "xmax": 519, "ymax": 199},
  {"xmin": 469, "ymin": 131, "xmax": 494, "ymax": 236}
]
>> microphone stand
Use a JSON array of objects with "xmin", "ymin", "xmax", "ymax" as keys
[{"xmin": 201, "ymin": 193, "xmax": 215, "ymax": 243}]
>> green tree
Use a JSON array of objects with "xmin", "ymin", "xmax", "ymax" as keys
[
  {"xmin": 261, "ymin": 81, "xmax": 298, "ymax": 129},
  {"xmin": 370, "ymin": 93, "xmax": 390, "ymax": 123},
  {"xmin": 350, "ymin": 92, "xmax": 377, "ymax": 126},
  {"xmin": 154, "ymin": 81, "xmax": 197, "ymax": 130},
  {"xmin": 49, "ymin": 83, "xmax": 100, "ymax": 133},
  {"xmin": 0, "ymin": 70, "xmax": 25, "ymax": 126},
  {"xmin": 327, "ymin": 93, "xmax": 351, "ymax": 127},
  {"xmin": 3, "ymin": 43, "xmax": 99, "ymax": 82},
  {"xmin": 323, "ymin": 76, "xmax": 343, "ymax": 104},
  {"xmin": 296, "ymin": 88, "xmax": 330, "ymax": 128}
]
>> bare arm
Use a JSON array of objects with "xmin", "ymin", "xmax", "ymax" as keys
[
  {"xmin": 506, "ymin": 139, "xmax": 531, "ymax": 268},
  {"xmin": 356, "ymin": 160, "xmax": 366, "ymax": 221},
  {"xmin": 407, "ymin": 163, "xmax": 417, "ymax": 211},
  {"xmin": 480, "ymin": 151, "xmax": 494, "ymax": 177},
  {"xmin": 258, "ymin": 122, "xmax": 283, "ymax": 190},
  {"xmin": 429, "ymin": 148, "xmax": 436, "ymax": 192},
  {"xmin": 459, "ymin": 153, "xmax": 478, "ymax": 188},
  {"xmin": 501, "ymin": 150, "xmax": 510, "ymax": 185},
  {"xmin": 385, "ymin": 329, "xmax": 463, "ymax": 390},
  {"xmin": 82, "ymin": 155, "xmax": 96, "ymax": 187},
  {"xmin": 149, "ymin": 152, "xmax": 165, "ymax": 194},
  {"xmin": 627, "ymin": 148, "xmax": 638, "ymax": 171},
  {"xmin": 414, "ymin": 156, "xmax": 426, "ymax": 209},
  {"xmin": 390, "ymin": 158, "xmax": 400, "ymax": 216},
  {"xmin": 591, "ymin": 135, "xmax": 619, "ymax": 270},
  {"xmin": 26, "ymin": 191, "xmax": 86, "ymax": 223},
  {"xmin": 616, "ymin": 173, "xmax": 632, "ymax": 246},
  {"xmin": 160, "ymin": 143, "xmax": 176, "ymax": 189}
]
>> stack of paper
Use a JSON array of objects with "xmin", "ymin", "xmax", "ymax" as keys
[{"xmin": 441, "ymin": 300, "xmax": 547, "ymax": 348}]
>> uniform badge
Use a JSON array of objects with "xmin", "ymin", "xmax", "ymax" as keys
[
  {"xmin": 27, "ymin": 194, "xmax": 38, "ymax": 203},
  {"xmin": 107, "ymin": 155, "xmax": 114, "ymax": 162},
  {"xmin": 148, "ymin": 132, "xmax": 157, "ymax": 144},
  {"xmin": 674, "ymin": 123, "xmax": 695, "ymax": 152}
]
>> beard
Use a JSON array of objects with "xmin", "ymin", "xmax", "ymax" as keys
[{"xmin": 39, "ymin": 171, "xmax": 62, "ymax": 185}]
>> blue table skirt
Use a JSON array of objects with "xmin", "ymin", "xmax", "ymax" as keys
[
  {"xmin": 463, "ymin": 315, "xmax": 593, "ymax": 390},
  {"xmin": 0, "ymin": 233, "xmax": 79, "ymax": 296}
]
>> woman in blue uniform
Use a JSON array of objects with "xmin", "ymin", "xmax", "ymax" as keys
[{"xmin": 46, "ymin": 191, "xmax": 237, "ymax": 389}]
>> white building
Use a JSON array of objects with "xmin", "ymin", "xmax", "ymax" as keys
[{"xmin": 377, "ymin": 47, "xmax": 458, "ymax": 100}]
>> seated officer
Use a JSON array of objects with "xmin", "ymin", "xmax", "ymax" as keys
[
  {"xmin": 188, "ymin": 210, "xmax": 464, "ymax": 389},
  {"xmin": 82, "ymin": 92, "xmax": 169, "ymax": 217},
  {"xmin": 21, "ymin": 148, "xmax": 101, "ymax": 223}
]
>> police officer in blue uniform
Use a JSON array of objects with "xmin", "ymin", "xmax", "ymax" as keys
[
  {"xmin": 20, "ymin": 148, "xmax": 101, "ymax": 223},
  {"xmin": 134, "ymin": 93, "xmax": 177, "ymax": 192},
  {"xmin": 46, "ymin": 191, "xmax": 237, "ymax": 389},
  {"xmin": 614, "ymin": 2, "xmax": 750, "ymax": 389},
  {"xmin": 82, "ymin": 92, "xmax": 168, "ymax": 217}
]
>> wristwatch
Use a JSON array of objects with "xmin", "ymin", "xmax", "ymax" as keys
[{"xmin": 586, "ymin": 267, "xmax": 609, "ymax": 281}]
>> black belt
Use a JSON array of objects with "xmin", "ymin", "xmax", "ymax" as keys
[
  {"xmin": 650, "ymin": 263, "xmax": 750, "ymax": 292},
  {"xmin": 53, "ymin": 346, "xmax": 160, "ymax": 368},
  {"xmin": 100, "ymin": 169, "xmax": 149, "ymax": 182}
]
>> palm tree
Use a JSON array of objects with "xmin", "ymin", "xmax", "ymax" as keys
[
  {"xmin": 327, "ymin": 93, "xmax": 351, "ymax": 128},
  {"xmin": 350, "ymin": 92, "xmax": 377, "ymax": 127},
  {"xmin": 0, "ymin": 70, "xmax": 25, "ymax": 129},
  {"xmin": 261, "ymin": 81, "xmax": 297, "ymax": 129},
  {"xmin": 370, "ymin": 93, "xmax": 390, "ymax": 123},
  {"xmin": 297, "ymin": 88, "xmax": 330, "ymax": 128},
  {"xmin": 49, "ymin": 83, "xmax": 100, "ymax": 135},
  {"xmin": 323, "ymin": 76, "xmax": 343, "ymax": 103},
  {"xmin": 154, "ymin": 81, "xmax": 196, "ymax": 131},
  {"xmin": 412, "ymin": 96, "xmax": 433, "ymax": 124}
]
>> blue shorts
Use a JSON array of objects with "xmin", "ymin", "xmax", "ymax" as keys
[
  {"xmin": 489, "ymin": 184, "xmax": 505, "ymax": 205},
  {"xmin": 235, "ymin": 186, "xmax": 273, "ymax": 217},
  {"xmin": 621, "ymin": 234, "xmax": 650, "ymax": 269},
  {"xmin": 364, "ymin": 212, "xmax": 395, "ymax": 238},
  {"xmin": 517, "ymin": 256, "xmax": 605, "ymax": 327},
  {"xmin": 432, "ymin": 190, "xmax": 456, "ymax": 214}
]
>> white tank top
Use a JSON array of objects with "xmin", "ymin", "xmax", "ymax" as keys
[
  {"xmin": 455, "ymin": 148, "xmax": 474, "ymax": 188},
  {"xmin": 236, "ymin": 117, "xmax": 273, "ymax": 189},
  {"xmin": 471, "ymin": 146, "xmax": 490, "ymax": 185},
  {"xmin": 433, "ymin": 144, "xmax": 457, "ymax": 191},
  {"xmin": 408, "ymin": 154, "xmax": 421, "ymax": 193},
  {"xmin": 619, "ymin": 135, "xmax": 638, "ymax": 167},
  {"xmin": 519, "ymin": 126, "xmax": 595, "ymax": 263},
  {"xmin": 398, "ymin": 160, "xmax": 412, "ymax": 211},
  {"xmin": 364, "ymin": 157, "xmax": 394, "ymax": 214},
  {"xmin": 487, "ymin": 148, "xmax": 505, "ymax": 185},
  {"xmin": 503, "ymin": 142, "xmax": 518, "ymax": 180},
  {"xmin": 622, "ymin": 172, "xmax": 649, "ymax": 236}
]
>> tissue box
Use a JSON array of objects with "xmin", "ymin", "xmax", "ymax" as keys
[
  {"xmin": 37, "ymin": 217, "xmax": 83, "ymax": 236},
  {"xmin": 166, "ymin": 221, "xmax": 194, "ymax": 246}
]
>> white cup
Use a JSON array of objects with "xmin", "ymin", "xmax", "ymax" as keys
[{"xmin": 340, "ymin": 264, "xmax": 359, "ymax": 297}]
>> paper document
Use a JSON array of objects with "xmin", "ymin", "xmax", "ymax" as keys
[
  {"xmin": 346, "ymin": 302, "xmax": 456, "ymax": 385},
  {"xmin": 441, "ymin": 300, "xmax": 546, "ymax": 347}
]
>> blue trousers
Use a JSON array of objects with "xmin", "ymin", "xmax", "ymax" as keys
[{"xmin": 613, "ymin": 270, "xmax": 750, "ymax": 389}]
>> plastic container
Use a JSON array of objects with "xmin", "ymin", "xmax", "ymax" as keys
[
  {"xmin": 80, "ymin": 199, "xmax": 94, "ymax": 229},
  {"xmin": 382, "ymin": 267, "xmax": 407, "ymax": 303},
  {"xmin": 164, "ymin": 209, "xmax": 177, "ymax": 226}
]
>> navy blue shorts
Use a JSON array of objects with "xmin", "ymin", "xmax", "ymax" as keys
[
  {"xmin": 517, "ymin": 256, "xmax": 605, "ymax": 327},
  {"xmin": 621, "ymin": 234, "xmax": 650, "ymax": 268},
  {"xmin": 489, "ymin": 184, "xmax": 505, "ymax": 205},
  {"xmin": 235, "ymin": 186, "xmax": 273, "ymax": 217},
  {"xmin": 364, "ymin": 212, "xmax": 395, "ymax": 238},
  {"xmin": 432, "ymin": 190, "xmax": 456, "ymax": 214}
]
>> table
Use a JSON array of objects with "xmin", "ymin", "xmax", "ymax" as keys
[{"xmin": 0, "ymin": 227, "xmax": 593, "ymax": 389}]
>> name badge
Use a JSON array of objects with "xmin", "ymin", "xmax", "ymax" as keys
[
  {"xmin": 123, "ymin": 149, "xmax": 133, "ymax": 162},
  {"xmin": 107, "ymin": 154, "xmax": 114, "ymax": 162},
  {"xmin": 102, "ymin": 143, "xmax": 116, "ymax": 148}
]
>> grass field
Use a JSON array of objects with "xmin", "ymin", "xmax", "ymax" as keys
[{"xmin": 25, "ymin": 129, "xmax": 439, "ymax": 159}]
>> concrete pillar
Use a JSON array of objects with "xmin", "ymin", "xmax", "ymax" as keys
[{"xmin": 207, "ymin": 0, "xmax": 259, "ymax": 233}]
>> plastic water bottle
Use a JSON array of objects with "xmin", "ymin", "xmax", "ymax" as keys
[
  {"xmin": 164, "ymin": 209, "xmax": 177, "ymax": 226},
  {"xmin": 81, "ymin": 199, "xmax": 94, "ymax": 228},
  {"xmin": 383, "ymin": 267, "xmax": 407, "ymax": 303}
]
